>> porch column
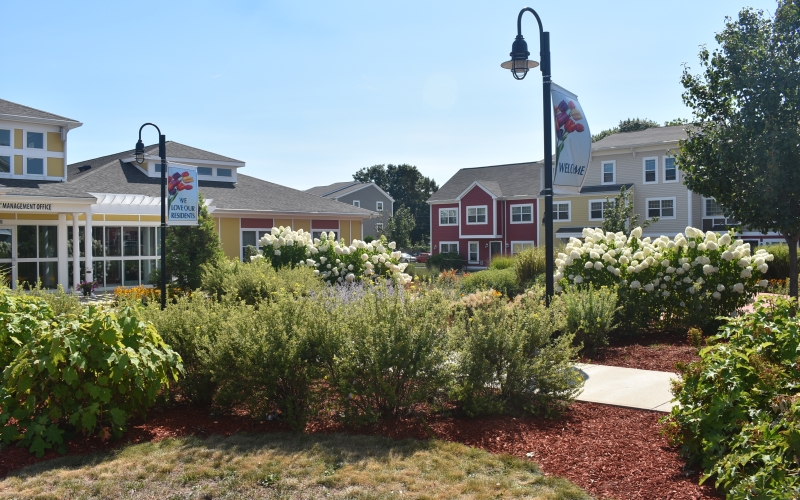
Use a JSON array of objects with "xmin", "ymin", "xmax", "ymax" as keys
[
  {"xmin": 57, "ymin": 214, "xmax": 68, "ymax": 289},
  {"xmin": 84, "ymin": 212, "xmax": 93, "ymax": 284},
  {"xmin": 72, "ymin": 213, "xmax": 80, "ymax": 291}
]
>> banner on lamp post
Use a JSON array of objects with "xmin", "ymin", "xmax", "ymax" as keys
[
  {"xmin": 551, "ymin": 83, "xmax": 591, "ymax": 194},
  {"xmin": 167, "ymin": 163, "xmax": 199, "ymax": 226}
]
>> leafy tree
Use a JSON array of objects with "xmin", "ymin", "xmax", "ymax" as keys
[
  {"xmin": 664, "ymin": 118, "xmax": 690, "ymax": 127},
  {"xmin": 601, "ymin": 185, "xmax": 659, "ymax": 235},
  {"xmin": 384, "ymin": 205, "xmax": 416, "ymax": 249},
  {"xmin": 591, "ymin": 117, "xmax": 661, "ymax": 142},
  {"xmin": 353, "ymin": 164, "xmax": 438, "ymax": 244},
  {"xmin": 678, "ymin": 1, "xmax": 800, "ymax": 296},
  {"xmin": 166, "ymin": 193, "xmax": 224, "ymax": 290}
]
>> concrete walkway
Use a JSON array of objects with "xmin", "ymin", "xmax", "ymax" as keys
[{"xmin": 574, "ymin": 363, "xmax": 679, "ymax": 413}]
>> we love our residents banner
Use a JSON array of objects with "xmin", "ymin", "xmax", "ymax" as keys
[
  {"xmin": 167, "ymin": 163, "xmax": 199, "ymax": 226},
  {"xmin": 551, "ymin": 83, "xmax": 591, "ymax": 194}
]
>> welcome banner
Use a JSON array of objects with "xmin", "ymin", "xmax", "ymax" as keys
[
  {"xmin": 551, "ymin": 83, "xmax": 591, "ymax": 194},
  {"xmin": 167, "ymin": 163, "xmax": 199, "ymax": 226}
]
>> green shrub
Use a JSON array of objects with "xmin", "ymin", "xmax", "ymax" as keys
[
  {"xmin": 762, "ymin": 243, "xmax": 791, "ymax": 280},
  {"xmin": 449, "ymin": 290, "xmax": 583, "ymax": 417},
  {"xmin": 459, "ymin": 268, "xmax": 520, "ymax": 297},
  {"xmin": 665, "ymin": 297, "xmax": 800, "ymax": 497},
  {"xmin": 202, "ymin": 257, "xmax": 322, "ymax": 306},
  {"xmin": 558, "ymin": 286, "xmax": 618, "ymax": 352},
  {"xmin": 242, "ymin": 245, "xmax": 259, "ymax": 263},
  {"xmin": 21, "ymin": 284, "xmax": 83, "ymax": 317},
  {"xmin": 0, "ymin": 289, "xmax": 182, "ymax": 457},
  {"xmin": 515, "ymin": 246, "xmax": 547, "ymax": 286},
  {"xmin": 489, "ymin": 256, "xmax": 516, "ymax": 270},
  {"xmin": 426, "ymin": 251, "xmax": 464, "ymax": 271}
]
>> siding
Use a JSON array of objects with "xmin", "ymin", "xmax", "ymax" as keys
[
  {"xmin": 460, "ymin": 186, "xmax": 495, "ymax": 236},
  {"xmin": 335, "ymin": 185, "xmax": 391, "ymax": 238},
  {"xmin": 431, "ymin": 203, "xmax": 460, "ymax": 254}
]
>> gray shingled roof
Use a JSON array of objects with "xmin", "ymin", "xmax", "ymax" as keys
[
  {"xmin": 305, "ymin": 181, "xmax": 361, "ymax": 197},
  {"xmin": 0, "ymin": 178, "xmax": 95, "ymax": 199},
  {"xmin": 0, "ymin": 98, "xmax": 80, "ymax": 124},
  {"xmin": 592, "ymin": 125, "xmax": 688, "ymax": 150},
  {"xmin": 427, "ymin": 162, "xmax": 542, "ymax": 203}
]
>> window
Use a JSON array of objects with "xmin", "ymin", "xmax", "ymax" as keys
[
  {"xmin": 197, "ymin": 167, "xmax": 213, "ymax": 176},
  {"xmin": 0, "ymin": 129, "xmax": 10, "ymax": 147},
  {"xmin": 376, "ymin": 201, "xmax": 384, "ymax": 212},
  {"xmin": 664, "ymin": 157, "xmax": 677, "ymax": 182},
  {"xmin": 0, "ymin": 156, "xmax": 9, "ymax": 174},
  {"xmin": 217, "ymin": 168, "xmax": 232, "ymax": 177},
  {"xmin": 511, "ymin": 241, "xmax": 535, "ymax": 255},
  {"xmin": 27, "ymin": 132, "xmax": 43, "ymax": 149},
  {"xmin": 468, "ymin": 241, "xmax": 479, "ymax": 262},
  {"xmin": 27, "ymin": 158, "xmax": 44, "ymax": 175},
  {"xmin": 241, "ymin": 229, "xmax": 270, "ymax": 259},
  {"xmin": 312, "ymin": 230, "xmax": 339, "ymax": 240},
  {"xmin": 647, "ymin": 198, "xmax": 676, "ymax": 219},
  {"xmin": 705, "ymin": 198, "xmax": 723, "ymax": 217},
  {"xmin": 510, "ymin": 204, "xmax": 533, "ymax": 223},
  {"xmin": 440, "ymin": 242, "xmax": 458, "ymax": 253},
  {"xmin": 375, "ymin": 222, "xmax": 384, "ymax": 233},
  {"xmin": 353, "ymin": 200, "xmax": 360, "ymax": 208},
  {"xmin": 643, "ymin": 156, "xmax": 658, "ymax": 183},
  {"xmin": 601, "ymin": 161, "xmax": 615, "ymax": 184},
  {"xmin": 466, "ymin": 206, "xmax": 487, "ymax": 224},
  {"xmin": 554, "ymin": 202, "xmax": 570, "ymax": 221},
  {"xmin": 589, "ymin": 199, "xmax": 614, "ymax": 220},
  {"xmin": 16, "ymin": 225, "xmax": 59, "ymax": 289},
  {"xmin": 439, "ymin": 208, "xmax": 457, "ymax": 225}
]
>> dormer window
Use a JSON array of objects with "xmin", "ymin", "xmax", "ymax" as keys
[
  {"xmin": 218, "ymin": 168, "xmax": 232, "ymax": 177},
  {"xmin": 27, "ymin": 132, "xmax": 43, "ymax": 149},
  {"xmin": 197, "ymin": 167, "xmax": 213, "ymax": 176}
]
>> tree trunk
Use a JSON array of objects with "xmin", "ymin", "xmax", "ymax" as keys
[{"xmin": 786, "ymin": 234, "xmax": 799, "ymax": 299}]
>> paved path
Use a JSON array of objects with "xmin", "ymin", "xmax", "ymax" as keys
[{"xmin": 574, "ymin": 363, "xmax": 679, "ymax": 413}]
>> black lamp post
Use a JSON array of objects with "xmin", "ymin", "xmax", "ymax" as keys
[
  {"xmin": 502, "ymin": 7, "xmax": 554, "ymax": 305},
  {"xmin": 134, "ymin": 124, "xmax": 167, "ymax": 310}
]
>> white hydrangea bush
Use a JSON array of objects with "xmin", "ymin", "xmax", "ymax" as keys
[
  {"xmin": 555, "ymin": 226, "xmax": 772, "ymax": 329},
  {"xmin": 257, "ymin": 226, "xmax": 411, "ymax": 285}
]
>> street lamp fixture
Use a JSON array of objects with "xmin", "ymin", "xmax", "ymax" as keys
[
  {"xmin": 502, "ymin": 6, "xmax": 555, "ymax": 305},
  {"xmin": 135, "ymin": 123, "xmax": 168, "ymax": 309}
]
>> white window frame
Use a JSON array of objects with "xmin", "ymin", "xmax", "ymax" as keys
[
  {"xmin": 643, "ymin": 156, "xmax": 658, "ymax": 184},
  {"xmin": 646, "ymin": 197, "xmax": 677, "ymax": 220},
  {"xmin": 26, "ymin": 156, "xmax": 46, "ymax": 176},
  {"xmin": 439, "ymin": 241, "xmax": 459, "ymax": 254},
  {"xmin": 375, "ymin": 201, "xmax": 384, "ymax": 212},
  {"xmin": 26, "ymin": 131, "xmax": 44, "ymax": 150},
  {"xmin": 510, "ymin": 241, "xmax": 535, "ymax": 255},
  {"xmin": 196, "ymin": 166, "xmax": 213, "ymax": 177},
  {"xmin": 352, "ymin": 200, "xmax": 360, "ymax": 208},
  {"xmin": 312, "ymin": 230, "xmax": 339, "ymax": 240},
  {"xmin": 375, "ymin": 222, "xmax": 383, "ymax": 233},
  {"xmin": 588, "ymin": 199, "xmax": 614, "ymax": 221},
  {"xmin": 553, "ymin": 201, "xmax": 571, "ymax": 222},
  {"xmin": 704, "ymin": 197, "xmax": 724, "ymax": 217},
  {"xmin": 240, "ymin": 228, "xmax": 272, "ymax": 260},
  {"xmin": 663, "ymin": 156, "xmax": 678, "ymax": 183},
  {"xmin": 468, "ymin": 241, "xmax": 479, "ymax": 263},
  {"xmin": 466, "ymin": 205, "xmax": 487, "ymax": 225},
  {"xmin": 439, "ymin": 208, "xmax": 458, "ymax": 226},
  {"xmin": 601, "ymin": 160, "xmax": 616, "ymax": 184},
  {"xmin": 509, "ymin": 203, "xmax": 534, "ymax": 224},
  {"xmin": 217, "ymin": 168, "xmax": 233, "ymax": 178}
]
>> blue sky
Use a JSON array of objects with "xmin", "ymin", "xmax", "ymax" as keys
[{"xmin": 2, "ymin": 0, "xmax": 778, "ymax": 189}]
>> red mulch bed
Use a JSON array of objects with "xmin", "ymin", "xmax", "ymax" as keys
[
  {"xmin": 580, "ymin": 330, "xmax": 701, "ymax": 372},
  {"xmin": 0, "ymin": 401, "xmax": 720, "ymax": 500}
]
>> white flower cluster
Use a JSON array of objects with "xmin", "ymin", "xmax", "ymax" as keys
[
  {"xmin": 259, "ymin": 227, "xmax": 411, "ymax": 285},
  {"xmin": 555, "ymin": 226, "xmax": 772, "ymax": 311}
]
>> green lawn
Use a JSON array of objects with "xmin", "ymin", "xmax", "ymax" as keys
[{"xmin": 0, "ymin": 433, "xmax": 590, "ymax": 499}]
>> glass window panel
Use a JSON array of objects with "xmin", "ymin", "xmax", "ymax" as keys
[
  {"xmin": 39, "ymin": 262, "xmax": 58, "ymax": 289},
  {"xmin": 0, "ymin": 263, "xmax": 10, "ymax": 287},
  {"xmin": 105, "ymin": 260, "xmax": 122, "ymax": 287},
  {"xmin": 38, "ymin": 226, "xmax": 58, "ymax": 258},
  {"xmin": 17, "ymin": 225, "xmax": 37, "ymax": 259},
  {"xmin": 0, "ymin": 228, "xmax": 11, "ymax": 259},
  {"xmin": 197, "ymin": 167, "xmax": 213, "ymax": 176},
  {"xmin": 662, "ymin": 200, "xmax": 674, "ymax": 217},
  {"xmin": 645, "ymin": 159, "xmax": 656, "ymax": 182},
  {"xmin": 217, "ymin": 168, "xmax": 232, "ymax": 177},
  {"xmin": 27, "ymin": 132, "xmax": 43, "ymax": 149},
  {"xmin": 155, "ymin": 163, "xmax": 162, "ymax": 172},
  {"xmin": 67, "ymin": 226, "xmax": 85, "ymax": 258},
  {"xmin": 93, "ymin": 261, "xmax": 105, "ymax": 287},
  {"xmin": 68, "ymin": 261, "xmax": 86, "ymax": 287},
  {"xmin": 92, "ymin": 226, "xmax": 104, "ymax": 257},
  {"xmin": 468, "ymin": 243, "xmax": 479, "ymax": 261},
  {"xmin": 27, "ymin": 158, "xmax": 44, "ymax": 175},
  {"xmin": 141, "ymin": 227, "xmax": 157, "ymax": 256},
  {"xmin": 17, "ymin": 262, "xmax": 37, "ymax": 288},
  {"xmin": 123, "ymin": 227, "xmax": 139, "ymax": 256},
  {"xmin": 105, "ymin": 227, "xmax": 122, "ymax": 257},
  {"xmin": 353, "ymin": 200, "xmax": 360, "ymax": 207},
  {"xmin": 141, "ymin": 259, "xmax": 159, "ymax": 285},
  {"xmin": 242, "ymin": 231, "xmax": 257, "ymax": 247},
  {"xmin": 376, "ymin": 202, "xmax": 383, "ymax": 211},
  {"xmin": 603, "ymin": 163, "xmax": 614, "ymax": 183},
  {"xmin": 0, "ymin": 129, "xmax": 10, "ymax": 147},
  {"xmin": 665, "ymin": 158, "xmax": 677, "ymax": 180},
  {"xmin": 124, "ymin": 260, "xmax": 140, "ymax": 286},
  {"xmin": 0, "ymin": 156, "xmax": 9, "ymax": 174},
  {"xmin": 705, "ymin": 199, "xmax": 723, "ymax": 216},
  {"xmin": 590, "ymin": 202, "xmax": 604, "ymax": 220}
]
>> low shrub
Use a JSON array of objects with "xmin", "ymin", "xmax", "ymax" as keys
[
  {"xmin": 0, "ymin": 288, "xmax": 182, "ymax": 457},
  {"xmin": 515, "ymin": 246, "xmax": 547, "ymax": 286},
  {"xmin": 762, "ymin": 243, "xmax": 792, "ymax": 281},
  {"xmin": 489, "ymin": 256, "xmax": 516, "ymax": 270},
  {"xmin": 426, "ymin": 251, "xmax": 464, "ymax": 271},
  {"xmin": 665, "ymin": 297, "xmax": 800, "ymax": 497},
  {"xmin": 459, "ymin": 268, "xmax": 520, "ymax": 297},
  {"xmin": 449, "ymin": 290, "xmax": 583, "ymax": 416},
  {"xmin": 559, "ymin": 286, "xmax": 618, "ymax": 352},
  {"xmin": 21, "ymin": 284, "xmax": 83, "ymax": 317}
]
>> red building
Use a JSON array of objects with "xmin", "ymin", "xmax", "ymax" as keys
[{"xmin": 426, "ymin": 162, "xmax": 541, "ymax": 269}]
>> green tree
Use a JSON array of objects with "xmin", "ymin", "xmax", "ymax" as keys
[
  {"xmin": 592, "ymin": 117, "xmax": 661, "ymax": 142},
  {"xmin": 678, "ymin": 1, "xmax": 800, "ymax": 296},
  {"xmin": 601, "ymin": 186, "xmax": 659, "ymax": 235},
  {"xmin": 353, "ymin": 164, "xmax": 438, "ymax": 244},
  {"xmin": 166, "ymin": 193, "xmax": 224, "ymax": 290},
  {"xmin": 384, "ymin": 205, "xmax": 415, "ymax": 249},
  {"xmin": 664, "ymin": 118, "xmax": 689, "ymax": 127}
]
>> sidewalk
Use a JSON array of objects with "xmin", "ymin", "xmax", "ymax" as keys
[{"xmin": 574, "ymin": 363, "xmax": 679, "ymax": 413}]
